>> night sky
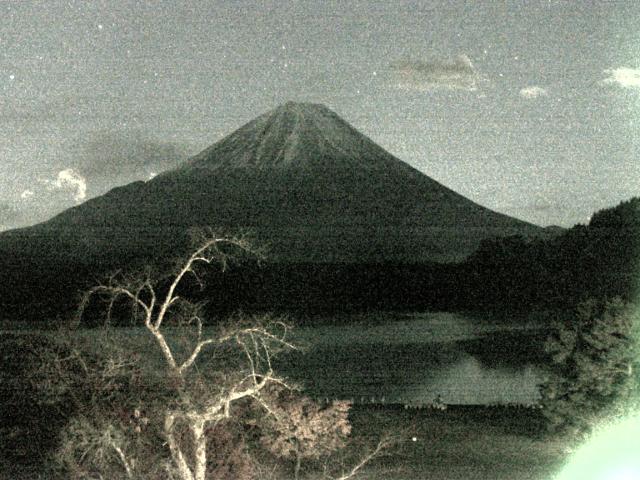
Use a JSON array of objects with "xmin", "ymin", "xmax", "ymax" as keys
[{"xmin": 2, "ymin": 0, "xmax": 639, "ymax": 230}]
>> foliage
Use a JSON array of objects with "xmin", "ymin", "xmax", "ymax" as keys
[
  {"xmin": 0, "ymin": 333, "xmax": 72, "ymax": 469},
  {"xmin": 31, "ymin": 329, "xmax": 174, "ymax": 478},
  {"xmin": 259, "ymin": 386, "xmax": 352, "ymax": 479},
  {"xmin": 539, "ymin": 297, "xmax": 640, "ymax": 435}
]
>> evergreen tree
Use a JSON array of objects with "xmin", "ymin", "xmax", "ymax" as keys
[{"xmin": 539, "ymin": 297, "xmax": 639, "ymax": 435}]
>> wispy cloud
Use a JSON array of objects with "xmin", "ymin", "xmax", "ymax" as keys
[
  {"xmin": 0, "ymin": 173, "xmax": 85, "ymax": 231},
  {"xmin": 66, "ymin": 131, "xmax": 189, "ymax": 193},
  {"xmin": 602, "ymin": 67, "xmax": 640, "ymax": 89},
  {"xmin": 390, "ymin": 54, "xmax": 478, "ymax": 91},
  {"xmin": 519, "ymin": 86, "xmax": 548, "ymax": 99}
]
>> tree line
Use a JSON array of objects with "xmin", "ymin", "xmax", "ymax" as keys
[
  {"xmin": 460, "ymin": 197, "xmax": 640, "ymax": 311},
  {"xmin": 1, "ymin": 197, "xmax": 637, "ymax": 322}
]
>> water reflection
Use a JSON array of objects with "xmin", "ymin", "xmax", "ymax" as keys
[
  {"xmin": 407, "ymin": 355, "xmax": 541, "ymax": 405},
  {"xmin": 277, "ymin": 318, "xmax": 547, "ymax": 406}
]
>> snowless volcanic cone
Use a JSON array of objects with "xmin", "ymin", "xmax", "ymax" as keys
[{"xmin": 1, "ymin": 101, "xmax": 540, "ymax": 265}]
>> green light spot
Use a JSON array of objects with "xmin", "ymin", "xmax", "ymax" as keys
[{"xmin": 555, "ymin": 415, "xmax": 640, "ymax": 480}]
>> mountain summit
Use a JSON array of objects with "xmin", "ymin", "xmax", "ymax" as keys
[
  {"xmin": 183, "ymin": 101, "xmax": 405, "ymax": 172},
  {"xmin": 2, "ymin": 101, "xmax": 541, "ymax": 267}
]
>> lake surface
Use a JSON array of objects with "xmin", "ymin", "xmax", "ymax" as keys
[
  {"xmin": 2, "ymin": 312, "xmax": 552, "ymax": 406},
  {"xmin": 276, "ymin": 312, "xmax": 551, "ymax": 406}
]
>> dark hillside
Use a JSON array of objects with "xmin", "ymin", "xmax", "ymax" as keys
[{"xmin": 459, "ymin": 197, "xmax": 640, "ymax": 310}]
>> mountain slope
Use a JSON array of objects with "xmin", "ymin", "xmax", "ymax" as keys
[{"xmin": 2, "ymin": 101, "xmax": 540, "ymax": 266}]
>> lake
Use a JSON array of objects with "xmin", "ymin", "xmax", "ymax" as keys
[
  {"xmin": 275, "ymin": 312, "xmax": 552, "ymax": 406},
  {"xmin": 1, "ymin": 311, "xmax": 553, "ymax": 407}
]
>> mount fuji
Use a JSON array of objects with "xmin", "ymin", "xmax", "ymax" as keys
[
  {"xmin": 0, "ymin": 102, "xmax": 543, "ymax": 318},
  {"xmin": 2, "ymin": 102, "xmax": 541, "ymax": 264}
]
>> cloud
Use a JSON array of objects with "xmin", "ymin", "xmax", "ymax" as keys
[
  {"xmin": 519, "ymin": 86, "xmax": 548, "ymax": 99},
  {"xmin": 0, "ymin": 174, "xmax": 85, "ymax": 231},
  {"xmin": 602, "ymin": 67, "xmax": 640, "ymax": 89},
  {"xmin": 527, "ymin": 201, "xmax": 553, "ymax": 212},
  {"xmin": 0, "ymin": 132, "xmax": 191, "ymax": 231},
  {"xmin": 390, "ymin": 54, "xmax": 478, "ymax": 91},
  {"xmin": 65, "ymin": 131, "xmax": 190, "ymax": 194},
  {"xmin": 54, "ymin": 169, "xmax": 87, "ymax": 202},
  {"xmin": 41, "ymin": 168, "xmax": 87, "ymax": 202}
]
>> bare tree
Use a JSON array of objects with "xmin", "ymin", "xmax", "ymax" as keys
[
  {"xmin": 30, "ymin": 230, "xmax": 397, "ymax": 479},
  {"xmin": 71, "ymin": 231, "xmax": 300, "ymax": 480}
]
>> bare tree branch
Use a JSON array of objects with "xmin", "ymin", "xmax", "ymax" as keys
[
  {"xmin": 177, "ymin": 338, "xmax": 216, "ymax": 374},
  {"xmin": 110, "ymin": 441, "xmax": 134, "ymax": 479},
  {"xmin": 164, "ymin": 413, "xmax": 195, "ymax": 480},
  {"xmin": 328, "ymin": 434, "xmax": 398, "ymax": 480}
]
